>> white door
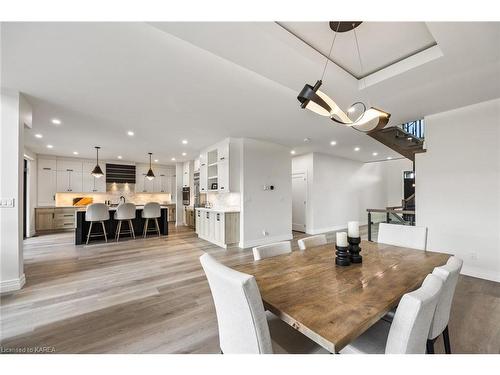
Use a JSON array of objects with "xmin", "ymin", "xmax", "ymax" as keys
[{"xmin": 292, "ymin": 173, "xmax": 307, "ymax": 232}]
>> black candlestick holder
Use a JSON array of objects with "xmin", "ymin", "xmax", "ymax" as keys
[
  {"xmin": 335, "ymin": 245, "xmax": 351, "ymax": 266},
  {"xmin": 348, "ymin": 236, "xmax": 362, "ymax": 263}
]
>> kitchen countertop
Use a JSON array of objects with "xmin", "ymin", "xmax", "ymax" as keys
[{"xmin": 195, "ymin": 207, "xmax": 240, "ymax": 213}]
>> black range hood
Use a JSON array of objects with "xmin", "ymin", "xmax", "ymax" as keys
[{"xmin": 106, "ymin": 163, "xmax": 136, "ymax": 184}]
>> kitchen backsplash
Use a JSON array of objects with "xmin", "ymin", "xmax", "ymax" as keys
[
  {"xmin": 206, "ymin": 192, "xmax": 240, "ymax": 210},
  {"xmin": 55, "ymin": 192, "xmax": 172, "ymax": 207}
]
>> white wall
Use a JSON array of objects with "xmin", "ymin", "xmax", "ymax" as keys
[
  {"xmin": 416, "ymin": 98, "xmax": 500, "ymax": 282},
  {"xmin": 240, "ymin": 138, "xmax": 292, "ymax": 247},
  {"xmin": 292, "ymin": 152, "xmax": 412, "ymax": 234},
  {"xmin": 0, "ymin": 90, "xmax": 31, "ymax": 292}
]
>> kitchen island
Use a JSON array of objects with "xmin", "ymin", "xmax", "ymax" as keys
[{"xmin": 75, "ymin": 205, "xmax": 169, "ymax": 245}]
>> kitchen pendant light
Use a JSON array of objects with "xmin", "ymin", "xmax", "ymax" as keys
[
  {"xmin": 146, "ymin": 152, "xmax": 155, "ymax": 181},
  {"xmin": 297, "ymin": 22, "xmax": 390, "ymax": 133},
  {"xmin": 91, "ymin": 146, "xmax": 104, "ymax": 178}
]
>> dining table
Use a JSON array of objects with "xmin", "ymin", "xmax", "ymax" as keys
[{"xmin": 233, "ymin": 240, "xmax": 450, "ymax": 353}]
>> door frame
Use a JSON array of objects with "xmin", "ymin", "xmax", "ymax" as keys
[{"xmin": 291, "ymin": 171, "xmax": 308, "ymax": 233}]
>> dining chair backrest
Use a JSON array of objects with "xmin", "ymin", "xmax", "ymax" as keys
[
  {"xmin": 297, "ymin": 234, "xmax": 327, "ymax": 250},
  {"xmin": 385, "ymin": 274, "xmax": 443, "ymax": 354},
  {"xmin": 378, "ymin": 223, "xmax": 428, "ymax": 250},
  {"xmin": 142, "ymin": 202, "xmax": 161, "ymax": 218},
  {"xmin": 200, "ymin": 253, "xmax": 273, "ymax": 354},
  {"xmin": 428, "ymin": 256, "xmax": 463, "ymax": 340},
  {"xmin": 252, "ymin": 241, "xmax": 292, "ymax": 261},
  {"xmin": 114, "ymin": 203, "xmax": 136, "ymax": 220},
  {"xmin": 85, "ymin": 203, "xmax": 109, "ymax": 222}
]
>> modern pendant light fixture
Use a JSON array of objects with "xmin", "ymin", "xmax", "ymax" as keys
[
  {"xmin": 91, "ymin": 146, "xmax": 104, "ymax": 178},
  {"xmin": 297, "ymin": 22, "xmax": 390, "ymax": 133},
  {"xmin": 146, "ymin": 152, "xmax": 155, "ymax": 181}
]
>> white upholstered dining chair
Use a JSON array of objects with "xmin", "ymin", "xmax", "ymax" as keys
[
  {"xmin": 199, "ymin": 253, "xmax": 328, "ymax": 354},
  {"xmin": 252, "ymin": 241, "xmax": 292, "ymax": 261},
  {"xmin": 340, "ymin": 274, "xmax": 443, "ymax": 354},
  {"xmin": 427, "ymin": 256, "xmax": 463, "ymax": 354},
  {"xmin": 297, "ymin": 234, "xmax": 327, "ymax": 250},
  {"xmin": 85, "ymin": 203, "xmax": 110, "ymax": 245},
  {"xmin": 377, "ymin": 223, "xmax": 428, "ymax": 250}
]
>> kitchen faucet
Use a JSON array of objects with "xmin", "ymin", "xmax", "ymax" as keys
[{"xmin": 119, "ymin": 196, "xmax": 126, "ymax": 204}]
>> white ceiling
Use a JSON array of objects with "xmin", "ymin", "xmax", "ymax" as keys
[{"xmin": 2, "ymin": 22, "xmax": 500, "ymax": 164}]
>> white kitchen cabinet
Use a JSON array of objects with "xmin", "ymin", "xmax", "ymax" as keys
[
  {"xmin": 56, "ymin": 159, "xmax": 83, "ymax": 173},
  {"xmin": 218, "ymin": 159, "xmax": 229, "ymax": 192},
  {"xmin": 57, "ymin": 170, "xmax": 83, "ymax": 192},
  {"xmin": 195, "ymin": 208, "xmax": 240, "ymax": 248},
  {"xmin": 199, "ymin": 152, "xmax": 208, "ymax": 193},
  {"xmin": 182, "ymin": 161, "xmax": 190, "ymax": 188},
  {"xmin": 194, "ymin": 157, "xmax": 200, "ymax": 172},
  {"xmin": 218, "ymin": 140, "xmax": 229, "ymax": 162},
  {"xmin": 37, "ymin": 158, "xmax": 57, "ymax": 206}
]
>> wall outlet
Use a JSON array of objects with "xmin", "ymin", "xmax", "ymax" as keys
[{"xmin": 1, "ymin": 198, "xmax": 15, "ymax": 208}]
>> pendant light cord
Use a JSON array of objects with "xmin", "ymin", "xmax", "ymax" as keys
[{"xmin": 321, "ymin": 22, "xmax": 341, "ymax": 81}]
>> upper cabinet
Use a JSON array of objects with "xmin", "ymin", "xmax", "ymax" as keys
[
  {"xmin": 182, "ymin": 161, "xmax": 192, "ymax": 188},
  {"xmin": 198, "ymin": 139, "xmax": 239, "ymax": 193},
  {"xmin": 37, "ymin": 158, "xmax": 57, "ymax": 206},
  {"xmin": 136, "ymin": 163, "xmax": 175, "ymax": 193}
]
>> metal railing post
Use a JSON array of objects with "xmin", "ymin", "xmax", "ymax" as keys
[{"xmin": 368, "ymin": 212, "xmax": 372, "ymax": 241}]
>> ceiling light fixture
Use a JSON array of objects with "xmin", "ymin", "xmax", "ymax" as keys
[
  {"xmin": 35, "ymin": 133, "xmax": 43, "ymax": 138},
  {"xmin": 46, "ymin": 144, "xmax": 53, "ymax": 149},
  {"xmin": 386, "ymin": 156, "xmax": 393, "ymax": 160},
  {"xmin": 290, "ymin": 150, "xmax": 296, "ymax": 155},
  {"xmin": 146, "ymin": 153, "xmax": 155, "ymax": 180},
  {"xmin": 127, "ymin": 131, "xmax": 134, "ymax": 136},
  {"xmin": 297, "ymin": 22, "xmax": 390, "ymax": 133},
  {"xmin": 330, "ymin": 140, "xmax": 337, "ymax": 146},
  {"xmin": 171, "ymin": 157, "xmax": 176, "ymax": 161},
  {"xmin": 372, "ymin": 152, "xmax": 378, "ymax": 156},
  {"xmin": 73, "ymin": 151, "xmax": 79, "ymax": 155},
  {"xmin": 117, "ymin": 155, "xmax": 122, "ymax": 159},
  {"xmin": 91, "ymin": 146, "xmax": 104, "ymax": 178},
  {"xmin": 182, "ymin": 139, "xmax": 188, "ymax": 144},
  {"xmin": 51, "ymin": 118, "xmax": 61, "ymax": 125},
  {"xmin": 182, "ymin": 152, "xmax": 187, "ymax": 156},
  {"xmin": 354, "ymin": 147, "xmax": 360, "ymax": 151}
]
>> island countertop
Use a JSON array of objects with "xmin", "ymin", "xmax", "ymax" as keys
[{"xmin": 75, "ymin": 204, "xmax": 171, "ymax": 212}]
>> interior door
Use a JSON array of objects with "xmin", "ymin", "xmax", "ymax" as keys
[{"xmin": 292, "ymin": 173, "xmax": 307, "ymax": 232}]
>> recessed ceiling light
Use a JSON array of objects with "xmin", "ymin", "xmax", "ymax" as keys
[
  {"xmin": 46, "ymin": 144, "xmax": 53, "ymax": 149},
  {"xmin": 303, "ymin": 137, "xmax": 311, "ymax": 143},
  {"xmin": 372, "ymin": 152, "xmax": 378, "ymax": 156},
  {"xmin": 117, "ymin": 155, "xmax": 123, "ymax": 159},
  {"xmin": 73, "ymin": 151, "xmax": 79, "ymax": 155},
  {"xmin": 51, "ymin": 118, "xmax": 61, "ymax": 125},
  {"xmin": 182, "ymin": 139, "xmax": 188, "ymax": 144},
  {"xmin": 127, "ymin": 131, "xmax": 134, "ymax": 136},
  {"xmin": 182, "ymin": 152, "xmax": 187, "ymax": 156},
  {"xmin": 354, "ymin": 147, "xmax": 360, "ymax": 152},
  {"xmin": 387, "ymin": 156, "xmax": 393, "ymax": 160},
  {"xmin": 330, "ymin": 141, "xmax": 337, "ymax": 146},
  {"xmin": 35, "ymin": 133, "xmax": 43, "ymax": 138},
  {"xmin": 290, "ymin": 150, "xmax": 296, "ymax": 155},
  {"xmin": 154, "ymin": 159, "xmax": 159, "ymax": 163},
  {"xmin": 171, "ymin": 157, "xmax": 176, "ymax": 161}
]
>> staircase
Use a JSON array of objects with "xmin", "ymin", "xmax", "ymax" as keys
[{"xmin": 368, "ymin": 120, "xmax": 425, "ymax": 161}]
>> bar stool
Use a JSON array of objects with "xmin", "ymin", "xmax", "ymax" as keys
[
  {"xmin": 142, "ymin": 202, "xmax": 161, "ymax": 238},
  {"xmin": 114, "ymin": 203, "xmax": 136, "ymax": 241},
  {"xmin": 85, "ymin": 203, "xmax": 109, "ymax": 245}
]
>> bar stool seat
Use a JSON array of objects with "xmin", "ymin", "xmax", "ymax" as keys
[
  {"xmin": 142, "ymin": 202, "xmax": 161, "ymax": 238},
  {"xmin": 114, "ymin": 203, "xmax": 136, "ymax": 241},
  {"xmin": 85, "ymin": 203, "xmax": 110, "ymax": 245}
]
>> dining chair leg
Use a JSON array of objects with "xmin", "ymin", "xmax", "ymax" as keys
[
  {"xmin": 86, "ymin": 222, "xmax": 93, "ymax": 245},
  {"xmin": 101, "ymin": 221, "xmax": 108, "ymax": 242},
  {"xmin": 155, "ymin": 218, "xmax": 160, "ymax": 237},
  {"xmin": 116, "ymin": 220, "xmax": 122, "ymax": 242},
  {"xmin": 129, "ymin": 219, "xmax": 135, "ymax": 239},
  {"xmin": 143, "ymin": 218, "xmax": 149, "ymax": 238},
  {"xmin": 426, "ymin": 339, "xmax": 435, "ymax": 354},
  {"xmin": 443, "ymin": 325, "xmax": 451, "ymax": 354}
]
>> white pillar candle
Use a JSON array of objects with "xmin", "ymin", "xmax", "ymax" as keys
[
  {"xmin": 347, "ymin": 221, "xmax": 359, "ymax": 238},
  {"xmin": 336, "ymin": 232, "xmax": 348, "ymax": 247}
]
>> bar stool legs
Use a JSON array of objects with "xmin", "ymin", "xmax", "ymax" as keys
[
  {"xmin": 86, "ymin": 221, "xmax": 108, "ymax": 245},
  {"xmin": 143, "ymin": 218, "xmax": 160, "ymax": 238},
  {"xmin": 129, "ymin": 219, "xmax": 136, "ymax": 239},
  {"xmin": 115, "ymin": 219, "xmax": 136, "ymax": 242}
]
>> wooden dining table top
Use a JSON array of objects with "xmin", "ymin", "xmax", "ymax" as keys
[{"xmin": 233, "ymin": 240, "xmax": 450, "ymax": 353}]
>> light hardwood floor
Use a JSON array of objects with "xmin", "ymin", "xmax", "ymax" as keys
[{"xmin": 0, "ymin": 225, "xmax": 499, "ymax": 353}]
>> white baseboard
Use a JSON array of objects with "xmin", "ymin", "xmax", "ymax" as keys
[
  {"xmin": 461, "ymin": 265, "xmax": 500, "ymax": 283},
  {"xmin": 239, "ymin": 233, "xmax": 293, "ymax": 249},
  {"xmin": 0, "ymin": 274, "xmax": 26, "ymax": 294}
]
